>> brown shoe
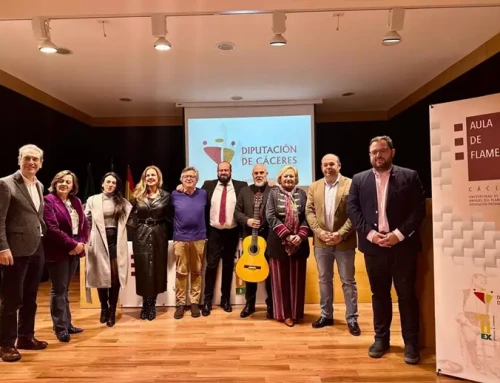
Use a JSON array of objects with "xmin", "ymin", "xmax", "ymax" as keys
[
  {"xmin": 16, "ymin": 337, "xmax": 48, "ymax": 350},
  {"xmin": 0, "ymin": 346, "xmax": 22, "ymax": 362},
  {"xmin": 284, "ymin": 318, "xmax": 295, "ymax": 327}
]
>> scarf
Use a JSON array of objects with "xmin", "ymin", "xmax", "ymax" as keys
[{"xmin": 278, "ymin": 185, "xmax": 300, "ymax": 255}]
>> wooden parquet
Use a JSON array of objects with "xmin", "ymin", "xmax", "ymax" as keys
[{"xmin": 0, "ymin": 276, "xmax": 467, "ymax": 383}]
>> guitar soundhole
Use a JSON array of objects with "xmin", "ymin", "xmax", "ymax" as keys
[{"xmin": 249, "ymin": 245, "xmax": 258, "ymax": 254}]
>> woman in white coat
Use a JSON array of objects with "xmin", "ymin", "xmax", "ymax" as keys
[{"xmin": 85, "ymin": 172, "xmax": 132, "ymax": 327}]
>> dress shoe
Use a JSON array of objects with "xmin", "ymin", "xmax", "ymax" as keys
[
  {"xmin": 347, "ymin": 321, "xmax": 361, "ymax": 336},
  {"xmin": 191, "ymin": 304, "xmax": 201, "ymax": 318},
  {"xmin": 202, "ymin": 302, "xmax": 212, "ymax": 317},
  {"xmin": 106, "ymin": 309, "xmax": 116, "ymax": 327},
  {"xmin": 56, "ymin": 331, "xmax": 70, "ymax": 343},
  {"xmin": 100, "ymin": 308, "xmax": 109, "ymax": 323},
  {"xmin": 311, "ymin": 316, "xmax": 334, "ymax": 328},
  {"xmin": 0, "ymin": 346, "xmax": 22, "ymax": 362},
  {"xmin": 174, "ymin": 305, "xmax": 185, "ymax": 319},
  {"xmin": 284, "ymin": 318, "xmax": 295, "ymax": 327},
  {"xmin": 404, "ymin": 343, "xmax": 420, "ymax": 365},
  {"xmin": 368, "ymin": 340, "xmax": 390, "ymax": 358},
  {"xmin": 16, "ymin": 337, "xmax": 48, "ymax": 350},
  {"xmin": 68, "ymin": 326, "xmax": 84, "ymax": 334},
  {"xmin": 266, "ymin": 306, "xmax": 274, "ymax": 319},
  {"xmin": 240, "ymin": 303, "xmax": 256, "ymax": 318},
  {"xmin": 220, "ymin": 299, "xmax": 232, "ymax": 313}
]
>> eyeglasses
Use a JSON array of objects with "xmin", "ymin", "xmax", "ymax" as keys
[
  {"xmin": 369, "ymin": 148, "xmax": 390, "ymax": 156},
  {"xmin": 22, "ymin": 155, "xmax": 41, "ymax": 163},
  {"xmin": 182, "ymin": 175, "xmax": 196, "ymax": 179}
]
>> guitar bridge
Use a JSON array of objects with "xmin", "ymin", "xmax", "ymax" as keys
[{"xmin": 244, "ymin": 265, "xmax": 262, "ymax": 270}]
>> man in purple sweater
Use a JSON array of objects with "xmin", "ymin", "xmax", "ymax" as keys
[{"xmin": 170, "ymin": 166, "xmax": 208, "ymax": 319}]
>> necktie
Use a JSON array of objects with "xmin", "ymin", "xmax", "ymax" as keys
[{"xmin": 219, "ymin": 185, "xmax": 227, "ymax": 225}]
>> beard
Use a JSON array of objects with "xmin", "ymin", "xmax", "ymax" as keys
[
  {"xmin": 218, "ymin": 175, "xmax": 230, "ymax": 185},
  {"xmin": 254, "ymin": 180, "xmax": 266, "ymax": 187},
  {"xmin": 372, "ymin": 157, "xmax": 393, "ymax": 171}
]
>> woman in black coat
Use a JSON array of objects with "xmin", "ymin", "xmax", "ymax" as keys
[{"xmin": 127, "ymin": 166, "xmax": 171, "ymax": 320}]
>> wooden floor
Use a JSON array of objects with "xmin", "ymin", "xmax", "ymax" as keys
[{"xmin": 1, "ymin": 277, "xmax": 467, "ymax": 383}]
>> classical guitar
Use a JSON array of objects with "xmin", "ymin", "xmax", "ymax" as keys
[{"xmin": 235, "ymin": 193, "xmax": 270, "ymax": 283}]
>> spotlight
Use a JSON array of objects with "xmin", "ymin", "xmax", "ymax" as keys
[
  {"xmin": 154, "ymin": 36, "xmax": 172, "ymax": 51},
  {"xmin": 32, "ymin": 17, "xmax": 58, "ymax": 54},
  {"xmin": 382, "ymin": 30, "xmax": 402, "ymax": 45},
  {"xmin": 270, "ymin": 12, "xmax": 287, "ymax": 46},
  {"xmin": 151, "ymin": 14, "xmax": 172, "ymax": 51}
]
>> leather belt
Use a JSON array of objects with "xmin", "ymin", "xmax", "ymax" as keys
[{"xmin": 138, "ymin": 218, "xmax": 166, "ymax": 226}]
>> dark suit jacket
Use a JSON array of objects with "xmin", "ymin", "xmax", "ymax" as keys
[
  {"xmin": 347, "ymin": 165, "xmax": 425, "ymax": 256},
  {"xmin": 0, "ymin": 171, "xmax": 46, "ymax": 257},
  {"xmin": 201, "ymin": 178, "xmax": 248, "ymax": 229},
  {"xmin": 43, "ymin": 193, "xmax": 90, "ymax": 262},
  {"xmin": 234, "ymin": 183, "xmax": 271, "ymax": 238}
]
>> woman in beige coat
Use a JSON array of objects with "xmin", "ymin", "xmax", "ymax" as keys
[{"xmin": 85, "ymin": 172, "xmax": 132, "ymax": 327}]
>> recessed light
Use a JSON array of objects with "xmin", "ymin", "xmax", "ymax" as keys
[
  {"xmin": 119, "ymin": 98, "xmax": 132, "ymax": 102},
  {"xmin": 342, "ymin": 92, "xmax": 355, "ymax": 97},
  {"xmin": 217, "ymin": 42, "xmax": 235, "ymax": 51},
  {"xmin": 231, "ymin": 96, "xmax": 243, "ymax": 101}
]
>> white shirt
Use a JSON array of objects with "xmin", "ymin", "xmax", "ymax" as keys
[
  {"xmin": 210, "ymin": 180, "xmax": 237, "ymax": 229},
  {"xmin": 324, "ymin": 177, "xmax": 339, "ymax": 232},
  {"xmin": 20, "ymin": 171, "xmax": 41, "ymax": 213}
]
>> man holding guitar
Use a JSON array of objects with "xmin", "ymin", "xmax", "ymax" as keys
[{"xmin": 234, "ymin": 164, "xmax": 273, "ymax": 319}]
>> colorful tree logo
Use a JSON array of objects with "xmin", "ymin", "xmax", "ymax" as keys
[{"xmin": 203, "ymin": 138, "xmax": 236, "ymax": 164}]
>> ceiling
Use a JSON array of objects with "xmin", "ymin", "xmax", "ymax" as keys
[{"xmin": 0, "ymin": 0, "xmax": 500, "ymax": 121}]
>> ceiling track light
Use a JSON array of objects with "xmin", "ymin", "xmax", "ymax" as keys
[
  {"xmin": 270, "ymin": 12, "xmax": 287, "ymax": 46},
  {"xmin": 32, "ymin": 17, "xmax": 58, "ymax": 53},
  {"xmin": 383, "ymin": 8, "xmax": 405, "ymax": 46},
  {"xmin": 151, "ymin": 14, "xmax": 172, "ymax": 51}
]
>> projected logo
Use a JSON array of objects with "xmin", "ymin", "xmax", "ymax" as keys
[{"xmin": 203, "ymin": 138, "xmax": 236, "ymax": 164}]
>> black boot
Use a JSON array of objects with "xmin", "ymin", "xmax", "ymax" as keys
[
  {"xmin": 147, "ymin": 296, "xmax": 157, "ymax": 321},
  {"xmin": 100, "ymin": 307, "xmax": 109, "ymax": 324},
  {"xmin": 107, "ymin": 308, "xmax": 116, "ymax": 327},
  {"xmin": 140, "ymin": 298, "xmax": 148, "ymax": 320}
]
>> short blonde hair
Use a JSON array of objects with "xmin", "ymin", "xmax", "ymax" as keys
[
  {"xmin": 277, "ymin": 166, "xmax": 299, "ymax": 185},
  {"xmin": 180, "ymin": 166, "xmax": 199, "ymax": 181}
]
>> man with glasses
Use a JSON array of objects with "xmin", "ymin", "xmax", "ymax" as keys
[
  {"xmin": 170, "ymin": 167, "xmax": 207, "ymax": 319},
  {"xmin": 0, "ymin": 144, "xmax": 48, "ymax": 362},
  {"xmin": 347, "ymin": 136, "xmax": 425, "ymax": 365}
]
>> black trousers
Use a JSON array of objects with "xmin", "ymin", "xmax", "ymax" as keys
[
  {"xmin": 204, "ymin": 227, "xmax": 239, "ymax": 303},
  {"xmin": 364, "ymin": 249, "xmax": 419, "ymax": 345},
  {"xmin": 0, "ymin": 241, "xmax": 44, "ymax": 347},
  {"xmin": 46, "ymin": 256, "xmax": 80, "ymax": 334},
  {"xmin": 97, "ymin": 228, "xmax": 120, "ymax": 310},
  {"xmin": 245, "ymin": 252, "xmax": 273, "ymax": 307}
]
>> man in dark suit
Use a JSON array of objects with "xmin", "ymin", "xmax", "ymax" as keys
[
  {"xmin": 234, "ymin": 164, "xmax": 273, "ymax": 319},
  {"xmin": 0, "ymin": 144, "xmax": 48, "ymax": 363},
  {"xmin": 347, "ymin": 136, "xmax": 425, "ymax": 365},
  {"xmin": 201, "ymin": 161, "xmax": 248, "ymax": 316}
]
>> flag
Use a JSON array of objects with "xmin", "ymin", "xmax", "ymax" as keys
[
  {"xmin": 83, "ymin": 163, "xmax": 95, "ymax": 203},
  {"xmin": 125, "ymin": 165, "xmax": 135, "ymax": 201}
]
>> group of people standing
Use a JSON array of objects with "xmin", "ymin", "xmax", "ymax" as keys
[{"xmin": 0, "ymin": 134, "xmax": 425, "ymax": 367}]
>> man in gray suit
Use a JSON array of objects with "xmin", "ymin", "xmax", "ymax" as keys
[{"xmin": 0, "ymin": 144, "xmax": 48, "ymax": 363}]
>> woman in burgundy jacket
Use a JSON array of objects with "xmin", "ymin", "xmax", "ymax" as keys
[{"xmin": 43, "ymin": 170, "xmax": 89, "ymax": 343}]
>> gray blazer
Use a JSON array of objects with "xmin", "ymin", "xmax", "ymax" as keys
[{"xmin": 0, "ymin": 171, "xmax": 46, "ymax": 257}]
